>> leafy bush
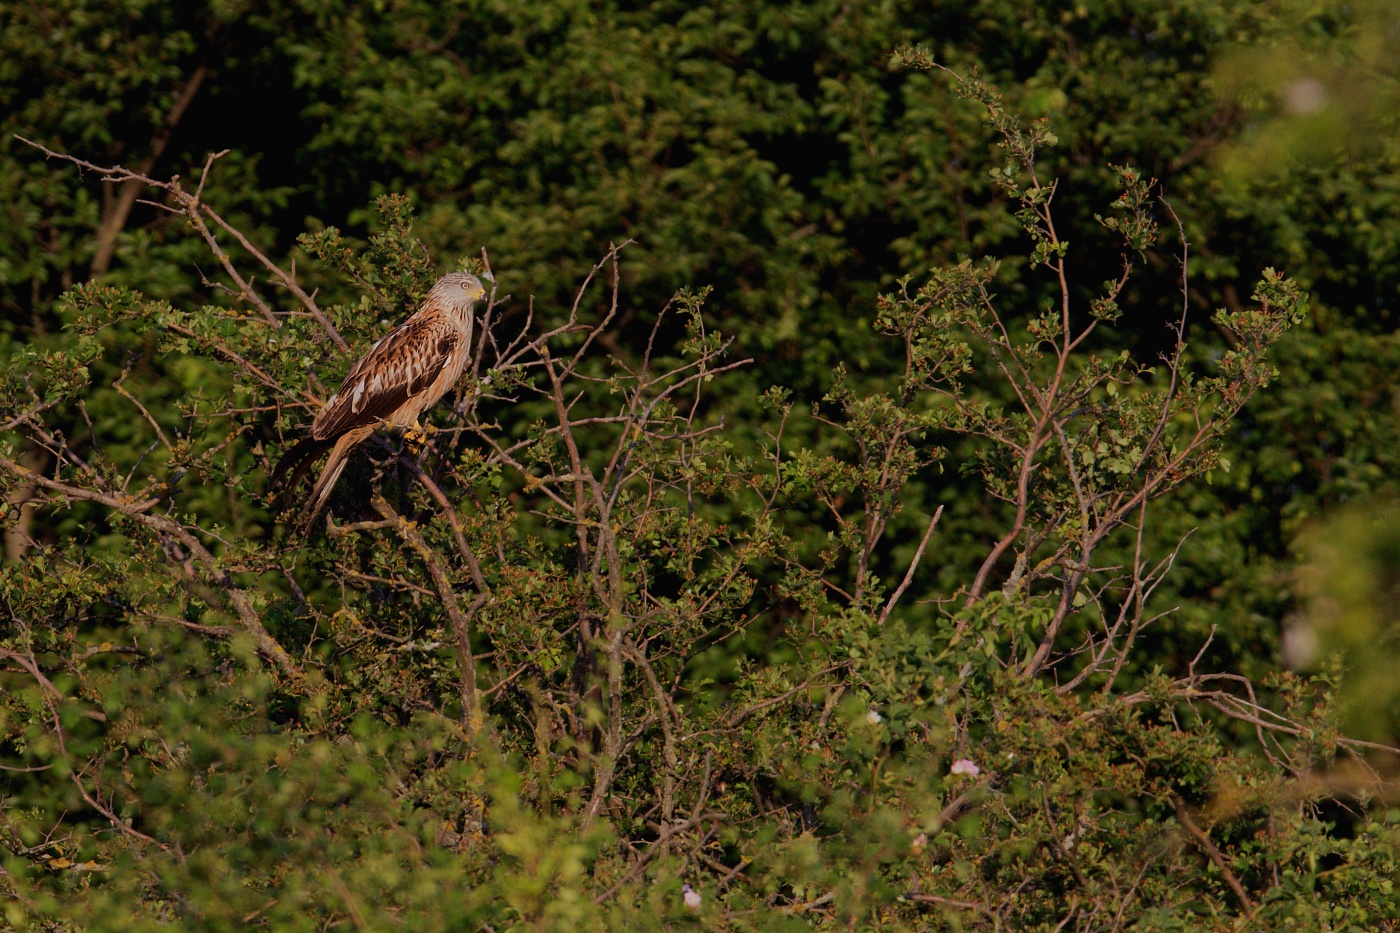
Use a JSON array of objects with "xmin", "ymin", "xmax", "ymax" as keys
[{"xmin": 2, "ymin": 61, "xmax": 1396, "ymax": 931}]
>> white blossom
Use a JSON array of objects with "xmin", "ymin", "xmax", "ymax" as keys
[{"xmin": 1284, "ymin": 77, "xmax": 1328, "ymax": 115}]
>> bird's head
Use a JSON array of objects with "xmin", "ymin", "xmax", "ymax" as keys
[{"xmin": 429, "ymin": 271, "xmax": 490, "ymax": 312}]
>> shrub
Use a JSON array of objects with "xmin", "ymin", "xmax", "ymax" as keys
[{"xmin": 2, "ymin": 62, "xmax": 1394, "ymax": 931}]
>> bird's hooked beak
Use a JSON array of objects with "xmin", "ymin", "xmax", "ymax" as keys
[{"xmin": 473, "ymin": 270, "xmax": 494, "ymax": 301}]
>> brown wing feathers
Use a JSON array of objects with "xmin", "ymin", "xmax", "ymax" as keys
[{"xmin": 312, "ymin": 319, "xmax": 455, "ymax": 439}]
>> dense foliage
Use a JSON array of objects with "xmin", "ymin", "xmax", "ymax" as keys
[{"xmin": 2, "ymin": 1, "xmax": 1399, "ymax": 929}]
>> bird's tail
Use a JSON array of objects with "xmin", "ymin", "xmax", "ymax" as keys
[
  {"xmin": 271, "ymin": 427, "xmax": 374, "ymax": 530},
  {"xmin": 304, "ymin": 436, "xmax": 357, "ymax": 526}
]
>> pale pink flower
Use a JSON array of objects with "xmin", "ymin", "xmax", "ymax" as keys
[{"xmin": 950, "ymin": 758, "xmax": 980, "ymax": 777}]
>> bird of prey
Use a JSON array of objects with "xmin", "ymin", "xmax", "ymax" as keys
[{"xmin": 272, "ymin": 271, "xmax": 489, "ymax": 523}]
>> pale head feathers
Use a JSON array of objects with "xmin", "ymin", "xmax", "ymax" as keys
[{"xmin": 426, "ymin": 271, "xmax": 489, "ymax": 318}]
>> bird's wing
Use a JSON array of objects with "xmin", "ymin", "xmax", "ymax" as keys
[
  {"xmin": 311, "ymin": 316, "xmax": 461, "ymax": 440},
  {"xmin": 269, "ymin": 434, "xmax": 333, "ymax": 492}
]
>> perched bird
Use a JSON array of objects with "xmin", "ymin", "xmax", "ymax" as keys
[
  {"xmin": 682, "ymin": 883, "xmax": 702, "ymax": 911},
  {"xmin": 272, "ymin": 271, "xmax": 488, "ymax": 523}
]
